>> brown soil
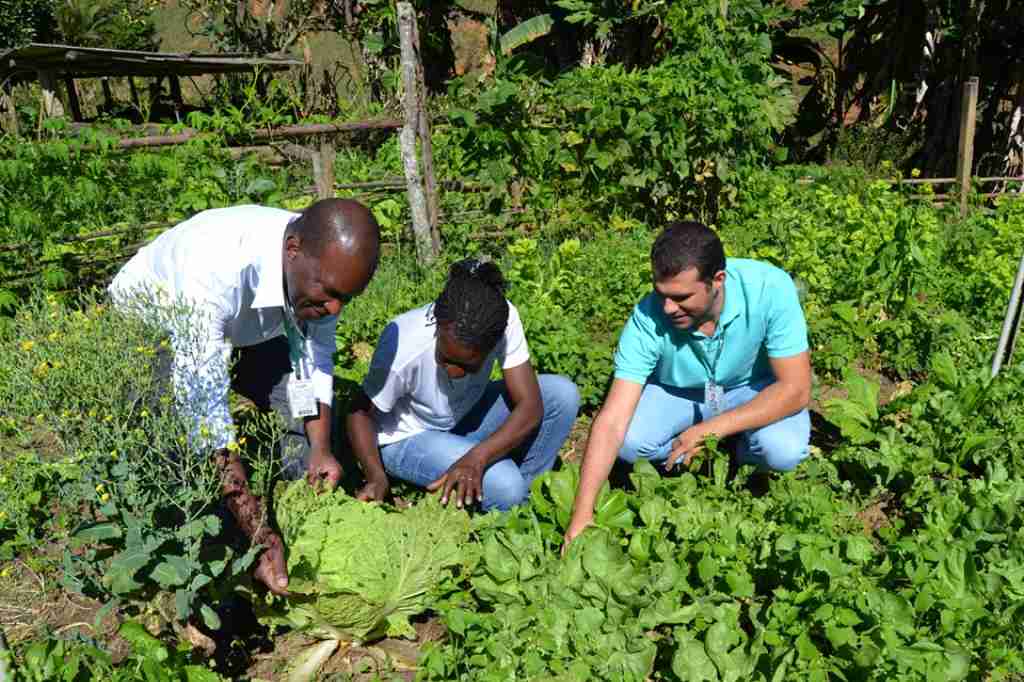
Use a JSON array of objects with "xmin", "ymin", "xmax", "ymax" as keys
[
  {"xmin": 0, "ymin": 553, "xmax": 130, "ymax": 660},
  {"xmin": 856, "ymin": 493, "xmax": 896, "ymax": 538},
  {"xmin": 558, "ymin": 413, "xmax": 592, "ymax": 465},
  {"xmin": 810, "ymin": 366, "xmax": 912, "ymax": 414},
  {"xmin": 246, "ymin": 628, "xmax": 430, "ymax": 681}
]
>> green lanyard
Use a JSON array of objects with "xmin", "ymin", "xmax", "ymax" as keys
[
  {"xmin": 282, "ymin": 309, "xmax": 309, "ymax": 380},
  {"xmin": 695, "ymin": 331, "xmax": 726, "ymax": 383}
]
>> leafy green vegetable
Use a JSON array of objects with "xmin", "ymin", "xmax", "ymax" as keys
[{"xmin": 268, "ymin": 480, "xmax": 473, "ymax": 642}]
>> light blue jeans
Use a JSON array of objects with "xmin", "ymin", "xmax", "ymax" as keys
[
  {"xmin": 379, "ymin": 375, "xmax": 581, "ymax": 511},
  {"xmin": 620, "ymin": 381, "xmax": 810, "ymax": 472}
]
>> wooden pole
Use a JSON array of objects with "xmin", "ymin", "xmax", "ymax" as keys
[
  {"xmin": 409, "ymin": 0, "xmax": 441, "ymax": 253},
  {"xmin": 313, "ymin": 140, "xmax": 336, "ymax": 199},
  {"xmin": 91, "ymin": 119, "xmax": 402, "ymax": 150},
  {"xmin": 37, "ymin": 70, "xmax": 65, "ymax": 118},
  {"xmin": 397, "ymin": 1, "xmax": 439, "ymax": 265},
  {"xmin": 169, "ymin": 76, "xmax": 184, "ymax": 123},
  {"xmin": 63, "ymin": 77, "xmax": 83, "ymax": 122},
  {"xmin": 0, "ymin": 83, "xmax": 18, "ymax": 136},
  {"xmin": 957, "ymin": 76, "xmax": 980, "ymax": 218}
]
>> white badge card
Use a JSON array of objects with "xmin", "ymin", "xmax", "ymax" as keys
[
  {"xmin": 287, "ymin": 378, "xmax": 318, "ymax": 419},
  {"xmin": 705, "ymin": 381, "xmax": 726, "ymax": 417}
]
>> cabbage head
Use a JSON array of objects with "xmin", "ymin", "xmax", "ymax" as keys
[{"xmin": 266, "ymin": 480, "xmax": 472, "ymax": 643}]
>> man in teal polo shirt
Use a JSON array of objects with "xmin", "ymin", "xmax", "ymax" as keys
[{"xmin": 564, "ymin": 220, "xmax": 811, "ymax": 545}]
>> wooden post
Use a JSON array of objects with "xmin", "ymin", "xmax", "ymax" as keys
[
  {"xmin": 409, "ymin": 0, "xmax": 441, "ymax": 251},
  {"xmin": 101, "ymin": 77, "xmax": 115, "ymax": 110},
  {"xmin": 63, "ymin": 77, "xmax": 83, "ymax": 122},
  {"xmin": 397, "ymin": 1, "xmax": 440, "ymax": 265},
  {"xmin": 169, "ymin": 76, "xmax": 184, "ymax": 123},
  {"xmin": 128, "ymin": 77, "xmax": 141, "ymax": 111},
  {"xmin": 36, "ymin": 70, "xmax": 65, "ymax": 118},
  {"xmin": 0, "ymin": 83, "xmax": 18, "ymax": 136},
  {"xmin": 313, "ymin": 140, "xmax": 336, "ymax": 199},
  {"xmin": 719, "ymin": 0, "xmax": 728, "ymax": 18},
  {"xmin": 957, "ymin": 77, "xmax": 979, "ymax": 218}
]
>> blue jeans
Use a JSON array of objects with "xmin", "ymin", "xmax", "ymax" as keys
[
  {"xmin": 620, "ymin": 381, "xmax": 810, "ymax": 472},
  {"xmin": 379, "ymin": 374, "xmax": 581, "ymax": 511}
]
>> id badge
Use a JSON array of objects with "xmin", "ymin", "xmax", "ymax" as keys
[
  {"xmin": 705, "ymin": 381, "xmax": 726, "ymax": 417},
  {"xmin": 287, "ymin": 378, "xmax": 318, "ymax": 419}
]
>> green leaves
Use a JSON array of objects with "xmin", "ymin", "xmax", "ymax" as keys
[
  {"xmin": 499, "ymin": 14, "xmax": 554, "ymax": 55},
  {"xmin": 825, "ymin": 370, "xmax": 880, "ymax": 444}
]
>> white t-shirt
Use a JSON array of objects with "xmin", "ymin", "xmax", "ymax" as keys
[{"xmin": 363, "ymin": 302, "xmax": 531, "ymax": 445}]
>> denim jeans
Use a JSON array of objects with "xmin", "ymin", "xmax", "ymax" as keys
[
  {"xmin": 619, "ymin": 381, "xmax": 810, "ymax": 472},
  {"xmin": 379, "ymin": 374, "xmax": 581, "ymax": 511}
]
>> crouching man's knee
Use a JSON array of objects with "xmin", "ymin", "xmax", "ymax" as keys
[
  {"xmin": 482, "ymin": 472, "xmax": 529, "ymax": 512},
  {"xmin": 750, "ymin": 429, "xmax": 809, "ymax": 472}
]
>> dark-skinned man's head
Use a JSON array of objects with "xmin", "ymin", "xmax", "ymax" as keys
[{"xmin": 283, "ymin": 198, "xmax": 381, "ymax": 322}]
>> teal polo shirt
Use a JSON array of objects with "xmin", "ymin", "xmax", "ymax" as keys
[{"xmin": 613, "ymin": 258, "xmax": 808, "ymax": 390}]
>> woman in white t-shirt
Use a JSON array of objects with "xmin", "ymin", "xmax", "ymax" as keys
[{"xmin": 346, "ymin": 259, "xmax": 581, "ymax": 511}]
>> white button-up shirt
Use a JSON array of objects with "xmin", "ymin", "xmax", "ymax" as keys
[{"xmin": 109, "ymin": 205, "xmax": 337, "ymax": 450}]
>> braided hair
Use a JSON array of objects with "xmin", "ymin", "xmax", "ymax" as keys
[{"xmin": 433, "ymin": 258, "xmax": 509, "ymax": 353}]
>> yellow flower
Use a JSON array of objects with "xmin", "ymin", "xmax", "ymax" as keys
[
  {"xmin": 104, "ymin": 414, "xmax": 113, "ymax": 422},
  {"xmin": 238, "ymin": 436, "xmax": 247, "ymax": 446},
  {"xmin": 47, "ymin": 332, "xmax": 58, "ymax": 342},
  {"xmin": 910, "ymin": 168, "xmax": 921, "ymax": 178},
  {"xmin": 0, "ymin": 511, "xmax": 6, "ymax": 521},
  {"xmin": 20, "ymin": 340, "xmax": 34, "ymax": 352},
  {"xmin": 140, "ymin": 409, "xmax": 150, "ymax": 418},
  {"xmin": 95, "ymin": 483, "xmax": 105, "ymax": 493},
  {"xmin": 99, "ymin": 493, "xmax": 110, "ymax": 503}
]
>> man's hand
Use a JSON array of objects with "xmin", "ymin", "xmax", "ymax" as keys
[
  {"xmin": 252, "ymin": 530, "xmax": 289, "ymax": 596},
  {"xmin": 306, "ymin": 448, "xmax": 342, "ymax": 491},
  {"xmin": 666, "ymin": 423, "xmax": 714, "ymax": 470},
  {"xmin": 427, "ymin": 453, "xmax": 485, "ymax": 508},
  {"xmin": 356, "ymin": 475, "xmax": 390, "ymax": 503},
  {"xmin": 561, "ymin": 513, "xmax": 593, "ymax": 556}
]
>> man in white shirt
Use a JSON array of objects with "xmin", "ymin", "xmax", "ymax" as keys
[{"xmin": 109, "ymin": 199, "xmax": 380, "ymax": 595}]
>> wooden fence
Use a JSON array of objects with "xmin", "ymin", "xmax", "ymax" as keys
[
  {"xmin": 0, "ymin": 2, "xmax": 442, "ymax": 276},
  {"xmin": 904, "ymin": 77, "xmax": 1022, "ymax": 215}
]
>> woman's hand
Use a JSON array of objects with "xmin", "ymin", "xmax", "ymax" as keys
[{"xmin": 428, "ymin": 453, "xmax": 486, "ymax": 508}]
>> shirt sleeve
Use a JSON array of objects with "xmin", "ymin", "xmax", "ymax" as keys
[
  {"xmin": 306, "ymin": 315, "xmax": 337, "ymax": 407},
  {"xmin": 764, "ymin": 271, "xmax": 810, "ymax": 358},
  {"xmin": 501, "ymin": 303, "xmax": 531, "ymax": 369},
  {"xmin": 167, "ymin": 301, "xmax": 236, "ymax": 451},
  {"xmin": 362, "ymin": 322, "xmax": 408, "ymax": 413},
  {"xmin": 613, "ymin": 297, "xmax": 663, "ymax": 385}
]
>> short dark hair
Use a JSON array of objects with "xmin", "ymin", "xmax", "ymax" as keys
[
  {"xmin": 650, "ymin": 221, "xmax": 725, "ymax": 283},
  {"xmin": 433, "ymin": 259, "xmax": 509, "ymax": 353}
]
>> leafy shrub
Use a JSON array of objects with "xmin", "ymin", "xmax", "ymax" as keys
[
  {"xmin": 13, "ymin": 620, "xmax": 224, "ymax": 681},
  {"xmin": 0, "ymin": 292, "xmax": 279, "ymax": 631},
  {"xmin": 439, "ymin": 1, "xmax": 794, "ymax": 227}
]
